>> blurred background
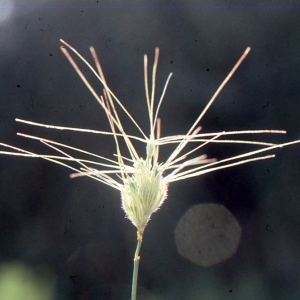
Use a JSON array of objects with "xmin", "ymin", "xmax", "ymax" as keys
[{"xmin": 0, "ymin": 1, "xmax": 300, "ymax": 299}]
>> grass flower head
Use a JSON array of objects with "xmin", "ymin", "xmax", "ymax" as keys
[
  {"xmin": 1, "ymin": 42, "xmax": 300, "ymax": 236},
  {"xmin": 1, "ymin": 41, "xmax": 300, "ymax": 300}
]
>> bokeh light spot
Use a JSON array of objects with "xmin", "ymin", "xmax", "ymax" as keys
[
  {"xmin": 175, "ymin": 203, "xmax": 242, "ymax": 267},
  {"xmin": 0, "ymin": 0, "xmax": 14, "ymax": 22},
  {"xmin": 0, "ymin": 261, "xmax": 55, "ymax": 300}
]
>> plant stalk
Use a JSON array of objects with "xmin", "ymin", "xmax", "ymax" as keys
[{"xmin": 131, "ymin": 229, "xmax": 144, "ymax": 300}]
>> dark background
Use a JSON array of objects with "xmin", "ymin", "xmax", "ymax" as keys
[{"xmin": 0, "ymin": 1, "xmax": 300, "ymax": 299}]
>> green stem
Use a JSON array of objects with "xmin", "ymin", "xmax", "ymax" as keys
[{"xmin": 131, "ymin": 229, "xmax": 144, "ymax": 300}]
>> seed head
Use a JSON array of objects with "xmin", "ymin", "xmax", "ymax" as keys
[
  {"xmin": 121, "ymin": 158, "xmax": 167, "ymax": 230},
  {"xmin": 1, "ymin": 41, "xmax": 299, "ymax": 232}
]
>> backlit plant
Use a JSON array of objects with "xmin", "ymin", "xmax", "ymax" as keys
[{"xmin": 1, "ymin": 41, "xmax": 299, "ymax": 299}]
